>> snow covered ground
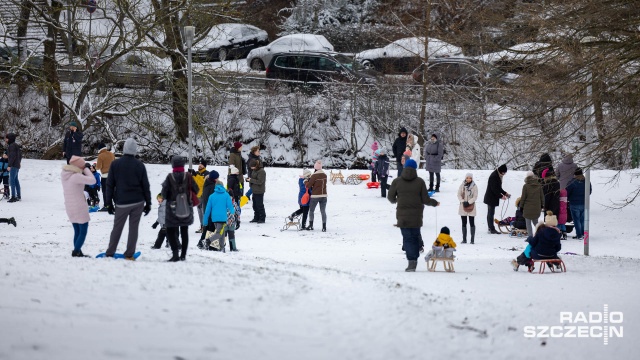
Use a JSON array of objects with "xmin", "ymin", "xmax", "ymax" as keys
[{"xmin": 1, "ymin": 160, "xmax": 639, "ymax": 360}]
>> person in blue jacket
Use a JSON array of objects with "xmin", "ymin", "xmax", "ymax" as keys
[
  {"xmin": 202, "ymin": 182, "xmax": 235, "ymax": 251},
  {"xmin": 565, "ymin": 168, "xmax": 592, "ymax": 240},
  {"xmin": 287, "ymin": 169, "xmax": 312, "ymax": 230},
  {"xmin": 84, "ymin": 163, "xmax": 102, "ymax": 206}
]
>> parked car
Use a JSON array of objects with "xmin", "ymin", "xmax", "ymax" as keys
[
  {"xmin": 475, "ymin": 42, "xmax": 561, "ymax": 74},
  {"xmin": 411, "ymin": 58, "xmax": 517, "ymax": 86},
  {"xmin": 105, "ymin": 50, "xmax": 171, "ymax": 91},
  {"xmin": 355, "ymin": 37, "xmax": 463, "ymax": 74},
  {"xmin": 193, "ymin": 23, "xmax": 268, "ymax": 62},
  {"xmin": 246, "ymin": 34, "xmax": 334, "ymax": 71},
  {"xmin": 266, "ymin": 51, "xmax": 375, "ymax": 88}
]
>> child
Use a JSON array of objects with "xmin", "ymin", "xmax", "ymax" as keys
[
  {"xmin": 510, "ymin": 197, "xmax": 527, "ymax": 231},
  {"xmin": 203, "ymin": 182, "xmax": 236, "ymax": 251},
  {"xmin": 558, "ymin": 189, "xmax": 568, "ymax": 239},
  {"xmin": 84, "ymin": 163, "xmax": 101, "ymax": 207},
  {"xmin": 1, "ymin": 152, "xmax": 9, "ymax": 199},
  {"xmin": 0, "ymin": 217, "xmax": 17, "ymax": 226},
  {"xmin": 424, "ymin": 227, "xmax": 457, "ymax": 263},
  {"xmin": 375, "ymin": 148, "xmax": 390, "ymax": 198},
  {"xmin": 511, "ymin": 223, "xmax": 562, "ymax": 272},
  {"xmin": 151, "ymin": 194, "xmax": 168, "ymax": 249},
  {"xmin": 370, "ymin": 141, "xmax": 379, "ymax": 182},
  {"xmin": 287, "ymin": 169, "xmax": 312, "ymax": 230}
]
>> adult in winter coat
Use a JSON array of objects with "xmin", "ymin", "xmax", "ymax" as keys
[
  {"xmin": 247, "ymin": 159, "xmax": 266, "ymax": 223},
  {"xmin": 483, "ymin": 164, "xmax": 510, "ymax": 234},
  {"xmin": 565, "ymin": 168, "xmax": 592, "ymax": 240},
  {"xmin": 161, "ymin": 155, "xmax": 199, "ymax": 261},
  {"xmin": 541, "ymin": 168, "xmax": 560, "ymax": 219},
  {"xmin": 556, "ymin": 154, "xmax": 578, "ymax": 190},
  {"xmin": 457, "ymin": 173, "xmax": 478, "ymax": 244},
  {"xmin": 228, "ymin": 142, "xmax": 246, "ymax": 185},
  {"xmin": 305, "ymin": 160, "xmax": 328, "ymax": 232},
  {"xmin": 96, "ymin": 142, "xmax": 115, "ymax": 210},
  {"xmin": 4, "ymin": 133, "xmax": 22, "ymax": 202},
  {"xmin": 105, "ymin": 138, "xmax": 152, "ymax": 260},
  {"xmin": 391, "ymin": 127, "xmax": 408, "ymax": 177},
  {"xmin": 527, "ymin": 224, "xmax": 562, "ymax": 260},
  {"xmin": 63, "ymin": 122, "xmax": 83, "ymax": 164},
  {"xmin": 387, "ymin": 159, "xmax": 439, "ymax": 272},
  {"xmin": 288, "ymin": 169, "xmax": 312, "ymax": 230},
  {"xmin": 410, "ymin": 134, "xmax": 421, "ymax": 168},
  {"xmin": 533, "ymin": 153, "xmax": 553, "ymax": 179},
  {"xmin": 246, "ymin": 146, "xmax": 261, "ymax": 200},
  {"xmin": 423, "ymin": 133, "xmax": 444, "ymax": 192},
  {"xmin": 190, "ymin": 159, "xmax": 209, "ymax": 232},
  {"xmin": 375, "ymin": 148, "xmax": 391, "ymax": 198},
  {"xmin": 61, "ymin": 156, "xmax": 97, "ymax": 257},
  {"xmin": 519, "ymin": 172, "xmax": 545, "ymax": 236}
]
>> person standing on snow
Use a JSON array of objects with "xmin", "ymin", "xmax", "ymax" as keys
[
  {"xmin": 63, "ymin": 122, "xmax": 83, "ymax": 164},
  {"xmin": 457, "ymin": 173, "xmax": 478, "ymax": 244},
  {"xmin": 247, "ymin": 159, "xmax": 267, "ymax": 224},
  {"xmin": 483, "ymin": 164, "xmax": 510, "ymax": 234},
  {"xmin": 375, "ymin": 148, "xmax": 391, "ymax": 198},
  {"xmin": 391, "ymin": 127, "xmax": 408, "ymax": 177},
  {"xmin": 387, "ymin": 159, "xmax": 439, "ymax": 272},
  {"xmin": 189, "ymin": 158, "xmax": 209, "ymax": 233},
  {"xmin": 305, "ymin": 160, "xmax": 328, "ymax": 232},
  {"xmin": 228, "ymin": 142, "xmax": 246, "ymax": 190},
  {"xmin": 423, "ymin": 133, "xmax": 444, "ymax": 192},
  {"xmin": 519, "ymin": 171, "xmax": 544, "ymax": 236},
  {"xmin": 95, "ymin": 142, "xmax": 115, "ymax": 211},
  {"xmin": 61, "ymin": 156, "xmax": 97, "ymax": 257},
  {"xmin": 5, "ymin": 133, "xmax": 22, "ymax": 203},
  {"xmin": 556, "ymin": 153, "xmax": 578, "ymax": 190},
  {"xmin": 245, "ymin": 145, "xmax": 262, "ymax": 200}
]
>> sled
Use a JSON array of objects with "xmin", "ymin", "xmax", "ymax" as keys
[
  {"xmin": 345, "ymin": 174, "xmax": 363, "ymax": 185},
  {"xmin": 509, "ymin": 229, "xmax": 528, "ymax": 238},
  {"xmin": 358, "ymin": 174, "xmax": 370, "ymax": 181},
  {"xmin": 494, "ymin": 218, "xmax": 513, "ymax": 234},
  {"xmin": 532, "ymin": 259, "xmax": 566, "ymax": 274},
  {"xmin": 367, "ymin": 181, "xmax": 380, "ymax": 189},
  {"xmin": 428, "ymin": 190, "xmax": 436, "ymax": 197},
  {"xmin": 427, "ymin": 257, "xmax": 455, "ymax": 273},
  {"xmin": 96, "ymin": 251, "xmax": 141, "ymax": 260},
  {"xmin": 329, "ymin": 170, "xmax": 345, "ymax": 184},
  {"xmin": 240, "ymin": 195, "xmax": 249, "ymax": 207},
  {"xmin": 281, "ymin": 214, "xmax": 301, "ymax": 231}
]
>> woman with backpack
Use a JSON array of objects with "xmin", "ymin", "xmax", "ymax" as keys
[{"xmin": 161, "ymin": 156, "xmax": 199, "ymax": 262}]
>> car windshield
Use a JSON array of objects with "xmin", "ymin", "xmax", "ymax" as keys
[{"xmin": 333, "ymin": 54, "xmax": 362, "ymax": 71}]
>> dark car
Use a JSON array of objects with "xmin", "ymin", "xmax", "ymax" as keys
[
  {"xmin": 192, "ymin": 23, "xmax": 269, "ymax": 62},
  {"xmin": 411, "ymin": 58, "xmax": 517, "ymax": 86},
  {"xmin": 266, "ymin": 51, "xmax": 375, "ymax": 89}
]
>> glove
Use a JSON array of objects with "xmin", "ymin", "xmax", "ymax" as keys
[
  {"xmin": 107, "ymin": 205, "xmax": 115, "ymax": 215},
  {"xmin": 152, "ymin": 221, "xmax": 158, "ymax": 229},
  {"xmin": 188, "ymin": 169, "xmax": 197, "ymax": 175},
  {"xmin": 143, "ymin": 203, "xmax": 151, "ymax": 216},
  {"xmin": 85, "ymin": 163, "xmax": 91, "ymax": 169},
  {"xmin": 463, "ymin": 201, "xmax": 470, "ymax": 207}
]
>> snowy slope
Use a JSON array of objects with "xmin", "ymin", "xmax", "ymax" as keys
[{"xmin": 0, "ymin": 160, "xmax": 638, "ymax": 360}]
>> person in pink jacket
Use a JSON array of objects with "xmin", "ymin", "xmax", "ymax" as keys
[{"xmin": 61, "ymin": 155, "xmax": 96, "ymax": 257}]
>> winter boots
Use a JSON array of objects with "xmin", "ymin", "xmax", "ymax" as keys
[
  {"xmin": 229, "ymin": 238, "xmax": 238, "ymax": 252},
  {"xmin": 322, "ymin": 223, "xmax": 326, "ymax": 232},
  {"xmin": 461, "ymin": 226, "xmax": 467, "ymax": 243},
  {"xmin": 306, "ymin": 221, "xmax": 314, "ymax": 231},
  {"xmin": 470, "ymin": 226, "xmax": 476, "ymax": 244},
  {"xmin": 405, "ymin": 260, "xmax": 417, "ymax": 272},
  {"xmin": 167, "ymin": 251, "xmax": 180, "ymax": 262}
]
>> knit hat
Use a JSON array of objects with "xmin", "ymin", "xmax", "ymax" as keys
[
  {"xmin": 526, "ymin": 171, "xmax": 534, "ymax": 178},
  {"xmin": 541, "ymin": 168, "xmax": 549, "ymax": 179},
  {"xmin": 199, "ymin": 158, "xmax": 208, "ymax": 167},
  {"xmin": 303, "ymin": 169, "xmax": 312, "ymax": 178},
  {"xmin": 314, "ymin": 160, "xmax": 322, "ymax": 170},
  {"xmin": 545, "ymin": 211, "xmax": 558, "ymax": 227},
  {"xmin": 440, "ymin": 226, "xmax": 450, "ymax": 235},
  {"xmin": 371, "ymin": 141, "xmax": 379, "ymax": 151},
  {"xmin": 403, "ymin": 149, "xmax": 412, "ymax": 157},
  {"xmin": 69, "ymin": 121, "xmax": 78, "ymax": 127},
  {"xmin": 405, "ymin": 159, "xmax": 417, "ymax": 169},
  {"xmin": 575, "ymin": 168, "xmax": 583, "ymax": 176},
  {"xmin": 69, "ymin": 155, "xmax": 85, "ymax": 170},
  {"xmin": 431, "ymin": 133, "xmax": 438, "ymax": 139},
  {"xmin": 98, "ymin": 142, "xmax": 107, "ymax": 151},
  {"xmin": 171, "ymin": 155, "xmax": 186, "ymax": 168},
  {"xmin": 465, "ymin": 172, "xmax": 473, "ymax": 179},
  {"xmin": 378, "ymin": 147, "xmax": 387, "ymax": 155},
  {"xmin": 515, "ymin": 197, "xmax": 521, "ymax": 207},
  {"xmin": 233, "ymin": 141, "xmax": 242, "ymax": 150},
  {"xmin": 498, "ymin": 164, "xmax": 508, "ymax": 174},
  {"xmin": 229, "ymin": 165, "xmax": 239, "ymax": 175},
  {"xmin": 374, "ymin": 149, "xmax": 381, "ymax": 156},
  {"xmin": 209, "ymin": 170, "xmax": 220, "ymax": 180},
  {"xmin": 123, "ymin": 138, "xmax": 137, "ymax": 155}
]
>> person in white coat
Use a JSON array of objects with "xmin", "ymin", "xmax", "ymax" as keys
[
  {"xmin": 410, "ymin": 134, "xmax": 421, "ymax": 168},
  {"xmin": 457, "ymin": 173, "xmax": 478, "ymax": 244}
]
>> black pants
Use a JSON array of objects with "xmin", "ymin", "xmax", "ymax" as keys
[
  {"xmin": 429, "ymin": 172, "xmax": 441, "ymax": 190},
  {"xmin": 487, "ymin": 205, "xmax": 496, "ymax": 231},
  {"xmin": 396, "ymin": 160, "xmax": 403, "ymax": 178},
  {"xmin": 252, "ymin": 194, "xmax": 266, "ymax": 221},
  {"xmin": 371, "ymin": 171, "xmax": 377, "ymax": 183},
  {"xmin": 85, "ymin": 187, "xmax": 100, "ymax": 206},
  {"xmin": 153, "ymin": 227, "xmax": 167, "ymax": 247},
  {"xmin": 292, "ymin": 205, "xmax": 310, "ymax": 225},
  {"xmin": 380, "ymin": 176, "xmax": 388, "ymax": 197},
  {"xmin": 461, "ymin": 216, "xmax": 475, "ymax": 227},
  {"xmin": 101, "ymin": 176, "xmax": 108, "ymax": 205},
  {"xmin": 167, "ymin": 226, "xmax": 189, "ymax": 257}
]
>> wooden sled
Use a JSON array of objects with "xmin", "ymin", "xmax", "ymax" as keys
[
  {"xmin": 330, "ymin": 170, "xmax": 345, "ymax": 184},
  {"xmin": 281, "ymin": 215, "xmax": 301, "ymax": 231},
  {"xmin": 532, "ymin": 259, "xmax": 566, "ymax": 274},
  {"xmin": 345, "ymin": 174, "xmax": 363, "ymax": 185},
  {"xmin": 427, "ymin": 258, "xmax": 455, "ymax": 272},
  {"xmin": 509, "ymin": 229, "xmax": 528, "ymax": 238}
]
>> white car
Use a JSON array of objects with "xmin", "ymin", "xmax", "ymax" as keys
[
  {"xmin": 192, "ymin": 23, "xmax": 268, "ymax": 62},
  {"xmin": 354, "ymin": 37, "xmax": 463, "ymax": 74},
  {"xmin": 246, "ymin": 34, "xmax": 334, "ymax": 71},
  {"xmin": 475, "ymin": 42, "xmax": 562, "ymax": 74}
]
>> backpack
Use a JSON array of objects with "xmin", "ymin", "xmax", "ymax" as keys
[{"xmin": 168, "ymin": 173, "xmax": 190, "ymax": 219}]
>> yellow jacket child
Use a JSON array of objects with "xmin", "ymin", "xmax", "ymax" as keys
[{"xmin": 425, "ymin": 227, "xmax": 456, "ymax": 262}]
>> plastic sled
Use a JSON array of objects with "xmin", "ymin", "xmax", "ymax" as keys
[
  {"xmin": 428, "ymin": 190, "xmax": 436, "ymax": 197},
  {"xmin": 96, "ymin": 251, "xmax": 141, "ymax": 259},
  {"xmin": 358, "ymin": 174, "xmax": 370, "ymax": 180},
  {"xmin": 367, "ymin": 181, "xmax": 380, "ymax": 189},
  {"xmin": 89, "ymin": 205, "xmax": 101, "ymax": 213},
  {"xmin": 240, "ymin": 195, "xmax": 249, "ymax": 207}
]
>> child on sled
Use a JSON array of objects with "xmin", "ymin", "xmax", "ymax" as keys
[{"xmin": 424, "ymin": 227, "xmax": 457, "ymax": 263}]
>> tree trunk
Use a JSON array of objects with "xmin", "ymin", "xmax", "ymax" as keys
[
  {"xmin": 16, "ymin": 0, "xmax": 32, "ymax": 97},
  {"xmin": 45, "ymin": 2, "xmax": 64, "ymax": 127}
]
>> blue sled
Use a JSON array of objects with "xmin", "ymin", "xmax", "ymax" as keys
[
  {"xmin": 96, "ymin": 251, "xmax": 141, "ymax": 259},
  {"xmin": 89, "ymin": 206, "xmax": 100, "ymax": 213},
  {"xmin": 428, "ymin": 190, "xmax": 436, "ymax": 197}
]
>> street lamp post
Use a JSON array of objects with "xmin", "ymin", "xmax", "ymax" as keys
[
  {"xmin": 184, "ymin": 26, "xmax": 195, "ymax": 171},
  {"xmin": 581, "ymin": 36, "xmax": 597, "ymax": 256}
]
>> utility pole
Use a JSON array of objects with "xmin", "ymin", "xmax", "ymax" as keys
[{"xmin": 418, "ymin": 0, "xmax": 432, "ymax": 150}]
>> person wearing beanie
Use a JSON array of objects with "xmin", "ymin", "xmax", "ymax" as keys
[
  {"xmin": 228, "ymin": 141, "xmax": 246, "ymax": 191},
  {"xmin": 104, "ymin": 138, "xmax": 151, "ymax": 261},
  {"xmin": 63, "ymin": 122, "xmax": 83, "ymax": 164},
  {"xmin": 161, "ymin": 156, "xmax": 199, "ymax": 261},
  {"xmin": 392, "ymin": 127, "xmax": 408, "ymax": 177},
  {"xmin": 5, "ymin": 133, "xmax": 22, "ymax": 202},
  {"xmin": 190, "ymin": 158, "xmax": 210, "ymax": 233},
  {"xmin": 520, "ymin": 169, "xmax": 544, "ymax": 237},
  {"xmin": 61, "ymin": 155, "xmax": 96, "ymax": 257},
  {"xmin": 226, "ymin": 166, "xmax": 242, "ymax": 203},
  {"xmin": 483, "ymin": 164, "xmax": 510, "ymax": 234},
  {"xmin": 247, "ymin": 159, "xmax": 267, "ymax": 223},
  {"xmin": 96, "ymin": 142, "xmax": 115, "ymax": 211},
  {"xmin": 304, "ymin": 160, "xmax": 328, "ymax": 231},
  {"xmin": 375, "ymin": 148, "xmax": 391, "ymax": 198},
  {"xmin": 287, "ymin": 169, "xmax": 313, "ymax": 230},
  {"xmin": 246, "ymin": 145, "xmax": 262, "ymax": 201},
  {"xmin": 409, "ymin": 133, "xmax": 422, "ymax": 168},
  {"xmin": 423, "ymin": 133, "xmax": 443, "ymax": 192},
  {"xmin": 424, "ymin": 226, "xmax": 457, "ymax": 263},
  {"xmin": 556, "ymin": 153, "xmax": 578, "ymax": 190},
  {"xmin": 533, "ymin": 153, "xmax": 553, "ymax": 179},
  {"xmin": 1, "ymin": 151, "xmax": 10, "ymax": 200},
  {"xmin": 370, "ymin": 146, "xmax": 380, "ymax": 182},
  {"xmin": 458, "ymin": 172, "xmax": 478, "ymax": 244},
  {"xmin": 196, "ymin": 169, "xmax": 224, "ymax": 248},
  {"xmin": 387, "ymin": 154, "xmax": 440, "ymax": 272},
  {"xmin": 541, "ymin": 168, "xmax": 560, "ymax": 224},
  {"xmin": 544, "ymin": 211, "xmax": 558, "ymax": 227},
  {"xmin": 565, "ymin": 167, "xmax": 592, "ymax": 240}
]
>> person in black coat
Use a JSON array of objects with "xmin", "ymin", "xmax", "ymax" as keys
[
  {"xmin": 483, "ymin": 164, "xmax": 510, "ymax": 234},
  {"xmin": 104, "ymin": 138, "xmax": 152, "ymax": 259},
  {"xmin": 541, "ymin": 168, "xmax": 560, "ymax": 219},
  {"xmin": 391, "ymin": 127, "xmax": 408, "ymax": 177},
  {"xmin": 63, "ymin": 122, "xmax": 83, "ymax": 164},
  {"xmin": 375, "ymin": 148, "xmax": 391, "ymax": 198},
  {"xmin": 197, "ymin": 170, "xmax": 220, "ymax": 248},
  {"xmin": 533, "ymin": 153, "xmax": 553, "ymax": 180},
  {"xmin": 527, "ymin": 224, "xmax": 562, "ymax": 260},
  {"xmin": 5, "ymin": 133, "xmax": 22, "ymax": 202}
]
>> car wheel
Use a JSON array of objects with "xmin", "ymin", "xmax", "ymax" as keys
[
  {"xmin": 362, "ymin": 60, "xmax": 375, "ymax": 71},
  {"xmin": 250, "ymin": 58, "xmax": 265, "ymax": 71},
  {"xmin": 219, "ymin": 48, "xmax": 228, "ymax": 62}
]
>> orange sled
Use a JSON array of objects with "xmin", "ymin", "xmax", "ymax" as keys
[
  {"xmin": 359, "ymin": 174, "xmax": 371, "ymax": 180},
  {"xmin": 367, "ymin": 182, "xmax": 380, "ymax": 189}
]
